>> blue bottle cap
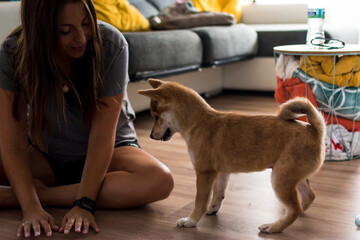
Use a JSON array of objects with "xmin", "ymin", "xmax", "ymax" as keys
[{"xmin": 355, "ymin": 214, "xmax": 360, "ymax": 227}]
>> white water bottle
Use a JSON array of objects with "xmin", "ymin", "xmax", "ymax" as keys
[{"xmin": 306, "ymin": 3, "xmax": 325, "ymax": 48}]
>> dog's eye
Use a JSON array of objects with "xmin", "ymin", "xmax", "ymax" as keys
[{"xmin": 154, "ymin": 116, "xmax": 159, "ymax": 121}]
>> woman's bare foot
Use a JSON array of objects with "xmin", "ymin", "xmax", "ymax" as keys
[
  {"xmin": 33, "ymin": 178, "xmax": 47, "ymax": 188},
  {"xmin": 0, "ymin": 179, "xmax": 47, "ymax": 208}
]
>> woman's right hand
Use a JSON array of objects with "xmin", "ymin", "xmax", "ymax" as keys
[{"xmin": 17, "ymin": 206, "xmax": 59, "ymax": 238}]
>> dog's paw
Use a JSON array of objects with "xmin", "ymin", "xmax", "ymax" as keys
[
  {"xmin": 258, "ymin": 223, "xmax": 282, "ymax": 233},
  {"xmin": 258, "ymin": 224, "xmax": 272, "ymax": 233},
  {"xmin": 206, "ymin": 196, "xmax": 225, "ymax": 215},
  {"xmin": 176, "ymin": 217, "xmax": 197, "ymax": 228},
  {"xmin": 206, "ymin": 204, "xmax": 220, "ymax": 215}
]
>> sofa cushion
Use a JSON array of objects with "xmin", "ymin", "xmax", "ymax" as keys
[
  {"xmin": 147, "ymin": 0, "xmax": 176, "ymax": 11},
  {"xmin": 123, "ymin": 30, "xmax": 203, "ymax": 81},
  {"xmin": 93, "ymin": 0, "xmax": 150, "ymax": 32},
  {"xmin": 191, "ymin": 23, "xmax": 257, "ymax": 66},
  {"xmin": 128, "ymin": 0, "xmax": 159, "ymax": 18}
]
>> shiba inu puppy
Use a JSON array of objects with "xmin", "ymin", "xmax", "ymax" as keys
[{"xmin": 138, "ymin": 79, "xmax": 325, "ymax": 233}]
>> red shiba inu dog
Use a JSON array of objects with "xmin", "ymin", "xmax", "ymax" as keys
[{"xmin": 139, "ymin": 79, "xmax": 325, "ymax": 233}]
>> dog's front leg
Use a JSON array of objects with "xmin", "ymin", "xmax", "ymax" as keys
[
  {"xmin": 207, "ymin": 172, "xmax": 230, "ymax": 215},
  {"xmin": 177, "ymin": 171, "xmax": 217, "ymax": 228}
]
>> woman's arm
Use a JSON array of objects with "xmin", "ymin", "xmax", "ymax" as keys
[
  {"xmin": 77, "ymin": 93, "xmax": 124, "ymax": 201},
  {"xmin": 0, "ymin": 89, "xmax": 41, "ymax": 210},
  {"xmin": 0, "ymin": 88, "xmax": 57, "ymax": 237},
  {"xmin": 60, "ymin": 93, "xmax": 124, "ymax": 234}
]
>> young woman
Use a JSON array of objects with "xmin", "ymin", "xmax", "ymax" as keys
[{"xmin": 0, "ymin": 0, "xmax": 174, "ymax": 238}]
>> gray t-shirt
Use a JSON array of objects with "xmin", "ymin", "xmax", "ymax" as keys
[{"xmin": 0, "ymin": 21, "xmax": 137, "ymax": 162}]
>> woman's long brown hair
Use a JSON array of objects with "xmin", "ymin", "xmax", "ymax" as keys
[{"xmin": 11, "ymin": 0, "xmax": 103, "ymax": 152}]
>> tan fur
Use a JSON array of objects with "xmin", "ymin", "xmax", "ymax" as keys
[{"xmin": 138, "ymin": 79, "xmax": 326, "ymax": 233}]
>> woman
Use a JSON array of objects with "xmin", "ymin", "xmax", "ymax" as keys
[{"xmin": 0, "ymin": 0, "xmax": 174, "ymax": 238}]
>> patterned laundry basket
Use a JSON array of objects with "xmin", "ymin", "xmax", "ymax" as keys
[{"xmin": 274, "ymin": 52, "xmax": 360, "ymax": 161}]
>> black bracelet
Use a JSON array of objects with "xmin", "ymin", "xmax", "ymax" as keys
[{"xmin": 73, "ymin": 197, "xmax": 96, "ymax": 214}]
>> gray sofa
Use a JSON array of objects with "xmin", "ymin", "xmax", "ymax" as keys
[
  {"xmin": 125, "ymin": 0, "xmax": 257, "ymax": 82},
  {"xmin": 1, "ymin": 1, "xmax": 358, "ymax": 112}
]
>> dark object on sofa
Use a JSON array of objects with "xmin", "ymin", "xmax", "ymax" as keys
[
  {"xmin": 149, "ymin": 12, "xmax": 235, "ymax": 30},
  {"xmin": 148, "ymin": 1, "xmax": 235, "ymax": 30}
]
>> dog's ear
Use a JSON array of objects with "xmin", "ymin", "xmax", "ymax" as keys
[
  {"xmin": 138, "ymin": 88, "xmax": 165, "ymax": 102},
  {"xmin": 148, "ymin": 78, "xmax": 165, "ymax": 89},
  {"xmin": 139, "ymin": 80, "xmax": 170, "ymax": 104}
]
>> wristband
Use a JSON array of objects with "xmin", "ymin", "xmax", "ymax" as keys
[{"xmin": 73, "ymin": 197, "xmax": 96, "ymax": 214}]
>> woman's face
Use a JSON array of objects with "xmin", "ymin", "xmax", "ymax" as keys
[{"xmin": 55, "ymin": 1, "xmax": 93, "ymax": 61}]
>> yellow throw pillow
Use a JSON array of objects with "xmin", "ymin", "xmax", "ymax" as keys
[
  {"xmin": 192, "ymin": 0, "xmax": 242, "ymax": 23},
  {"xmin": 93, "ymin": 0, "xmax": 150, "ymax": 32}
]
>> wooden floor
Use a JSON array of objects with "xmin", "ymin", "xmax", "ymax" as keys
[{"xmin": 1, "ymin": 93, "xmax": 360, "ymax": 239}]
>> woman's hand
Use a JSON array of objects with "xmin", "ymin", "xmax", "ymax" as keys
[
  {"xmin": 60, "ymin": 206, "xmax": 99, "ymax": 234},
  {"xmin": 17, "ymin": 207, "xmax": 59, "ymax": 238}
]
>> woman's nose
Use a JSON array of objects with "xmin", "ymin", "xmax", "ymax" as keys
[{"xmin": 74, "ymin": 28, "xmax": 86, "ymax": 44}]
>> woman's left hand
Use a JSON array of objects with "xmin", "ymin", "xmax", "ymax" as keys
[{"xmin": 60, "ymin": 206, "xmax": 99, "ymax": 234}]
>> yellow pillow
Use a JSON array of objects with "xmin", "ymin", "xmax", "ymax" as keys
[
  {"xmin": 93, "ymin": 0, "xmax": 150, "ymax": 32},
  {"xmin": 192, "ymin": 0, "xmax": 242, "ymax": 23}
]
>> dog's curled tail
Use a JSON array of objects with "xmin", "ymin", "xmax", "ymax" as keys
[{"xmin": 278, "ymin": 98, "xmax": 325, "ymax": 136}]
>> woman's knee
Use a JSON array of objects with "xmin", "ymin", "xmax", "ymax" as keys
[
  {"xmin": 158, "ymin": 167, "xmax": 174, "ymax": 199},
  {"xmin": 146, "ymin": 164, "xmax": 174, "ymax": 201},
  {"xmin": 108, "ymin": 147, "xmax": 175, "ymax": 203},
  {"xmin": 98, "ymin": 164, "xmax": 174, "ymax": 208}
]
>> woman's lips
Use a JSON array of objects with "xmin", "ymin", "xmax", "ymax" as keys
[{"xmin": 72, "ymin": 45, "xmax": 85, "ymax": 51}]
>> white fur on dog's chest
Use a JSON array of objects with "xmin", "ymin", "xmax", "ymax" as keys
[{"xmin": 182, "ymin": 134, "xmax": 195, "ymax": 165}]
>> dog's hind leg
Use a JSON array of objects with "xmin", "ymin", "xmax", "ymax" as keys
[
  {"xmin": 207, "ymin": 172, "xmax": 230, "ymax": 215},
  {"xmin": 259, "ymin": 166, "xmax": 303, "ymax": 233},
  {"xmin": 177, "ymin": 171, "xmax": 217, "ymax": 228},
  {"xmin": 297, "ymin": 178, "xmax": 315, "ymax": 212}
]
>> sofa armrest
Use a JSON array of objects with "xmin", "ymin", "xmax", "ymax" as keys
[
  {"xmin": 242, "ymin": 4, "xmax": 307, "ymax": 24},
  {"xmin": 0, "ymin": 2, "xmax": 21, "ymax": 43}
]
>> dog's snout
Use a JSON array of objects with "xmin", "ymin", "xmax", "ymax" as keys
[{"xmin": 150, "ymin": 133, "xmax": 155, "ymax": 139}]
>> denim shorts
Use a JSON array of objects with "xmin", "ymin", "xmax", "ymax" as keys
[{"xmin": 45, "ymin": 140, "xmax": 141, "ymax": 186}]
